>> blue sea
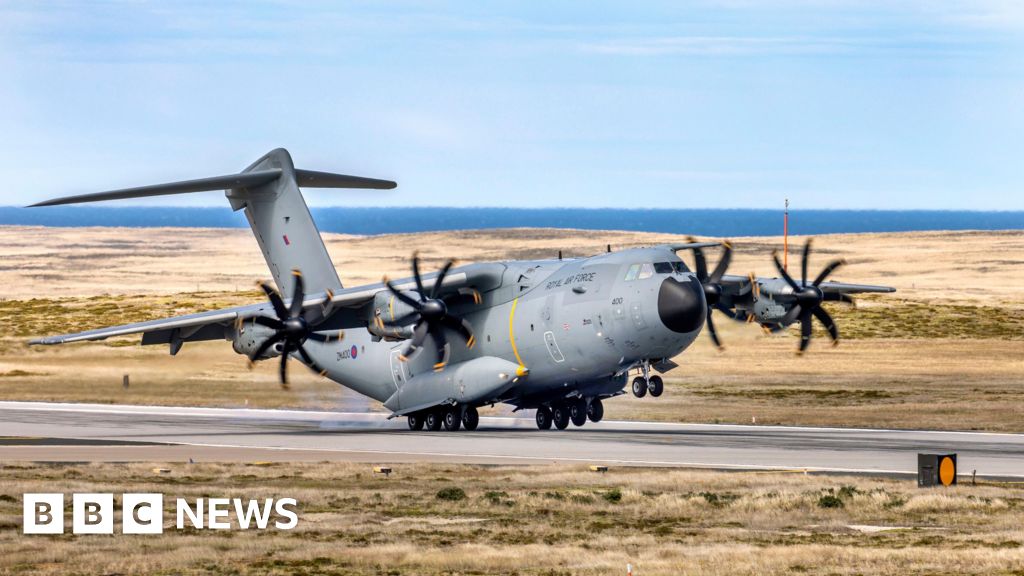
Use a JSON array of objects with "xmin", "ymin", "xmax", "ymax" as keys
[{"xmin": 0, "ymin": 206, "xmax": 1021, "ymax": 236}]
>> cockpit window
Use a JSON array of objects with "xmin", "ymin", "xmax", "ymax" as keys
[
  {"xmin": 653, "ymin": 262, "xmax": 673, "ymax": 274},
  {"xmin": 623, "ymin": 264, "xmax": 641, "ymax": 281},
  {"xmin": 673, "ymin": 261, "xmax": 691, "ymax": 273},
  {"xmin": 637, "ymin": 263, "xmax": 654, "ymax": 280}
]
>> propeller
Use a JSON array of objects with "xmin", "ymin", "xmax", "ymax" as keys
[
  {"xmin": 770, "ymin": 239, "xmax": 852, "ymax": 353},
  {"xmin": 382, "ymin": 253, "xmax": 477, "ymax": 371},
  {"xmin": 688, "ymin": 237, "xmax": 736, "ymax": 350},
  {"xmin": 247, "ymin": 270, "xmax": 340, "ymax": 389}
]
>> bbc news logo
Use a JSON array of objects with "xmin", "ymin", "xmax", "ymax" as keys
[{"xmin": 23, "ymin": 493, "xmax": 298, "ymax": 534}]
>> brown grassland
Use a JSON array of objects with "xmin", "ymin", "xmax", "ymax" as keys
[
  {"xmin": 0, "ymin": 226, "xmax": 1022, "ymax": 430},
  {"xmin": 2, "ymin": 226, "xmax": 1024, "ymax": 575},
  {"xmin": 2, "ymin": 462, "xmax": 1024, "ymax": 575}
]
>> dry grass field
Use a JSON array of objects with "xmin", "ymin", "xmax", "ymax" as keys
[
  {"xmin": 2, "ymin": 461, "xmax": 1024, "ymax": 576},
  {"xmin": 1, "ymin": 226, "xmax": 1023, "ymax": 430}
]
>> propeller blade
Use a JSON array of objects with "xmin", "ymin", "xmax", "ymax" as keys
[
  {"xmin": 456, "ymin": 287, "xmax": 482, "ymax": 305},
  {"xmin": 811, "ymin": 305, "xmax": 839, "ymax": 344},
  {"xmin": 801, "ymin": 239, "xmax": 812, "ymax": 286},
  {"xmin": 771, "ymin": 251, "xmax": 801, "ymax": 292},
  {"xmin": 289, "ymin": 270, "xmax": 305, "ymax": 317},
  {"xmin": 401, "ymin": 321, "xmax": 430, "ymax": 360},
  {"xmin": 252, "ymin": 316, "xmax": 283, "ymax": 330},
  {"xmin": 714, "ymin": 303, "xmax": 738, "ymax": 319},
  {"xmin": 705, "ymin": 309, "xmax": 723, "ymax": 350},
  {"xmin": 259, "ymin": 281, "xmax": 288, "ymax": 320},
  {"xmin": 305, "ymin": 330, "xmax": 343, "ymax": 343},
  {"xmin": 411, "ymin": 252, "xmax": 426, "ymax": 301},
  {"xmin": 688, "ymin": 237, "xmax": 709, "ymax": 281},
  {"xmin": 440, "ymin": 315, "xmax": 476, "ymax": 348},
  {"xmin": 798, "ymin": 310, "xmax": 813, "ymax": 354},
  {"xmin": 249, "ymin": 332, "xmax": 283, "ymax": 363},
  {"xmin": 279, "ymin": 341, "xmax": 292, "ymax": 388},
  {"xmin": 430, "ymin": 260, "xmax": 455, "ymax": 299},
  {"xmin": 708, "ymin": 241, "xmax": 732, "ymax": 284},
  {"xmin": 384, "ymin": 277, "xmax": 424, "ymax": 309},
  {"xmin": 296, "ymin": 345, "xmax": 328, "ymax": 376},
  {"xmin": 780, "ymin": 304, "xmax": 803, "ymax": 327},
  {"xmin": 429, "ymin": 324, "xmax": 450, "ymax": 371},
  {"xmin": 813, "ymin": 259, "xmax": 846, "ymax": 286}
]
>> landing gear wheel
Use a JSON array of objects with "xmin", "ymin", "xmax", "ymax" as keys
[
  {"xmin": 461, "ymin": 406, "xmax": 479, "ymax": 431},
  {"xmin": 425, "ymin": 410, "xmax": 442, "ymax": 431},
  {"xmin": 648, "ymin": 375, "xmax": 664, "ymax": 397},
  {"xmin": 408, "ymin": 413, "xmax": 425, "ymax": 431},
  {"xmin": 552, "ymin": 403, "xmax": 571, "ymax": 430},
  {"xmin": 535, "ymin": 407, "xmax": 553, "ymax": 430},
  {"xmin": 632, "ymin": 376, "xmax": 648, "ymax": 398},
  {"xmin": 570, "ymin": 398, "xmax": 588, "ymax": 427},
  {"xmin": 587, "ymin": 398, "xmax": 604, "ymax": 423},
  {"xmin": 443, "ymin": 407, "xmax": 462, "ymax": 431}
]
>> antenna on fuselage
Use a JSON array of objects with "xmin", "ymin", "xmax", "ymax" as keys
[
  {"xmin": 558, "ymin": 250, "xmax": 563, "ymax": 260},
  {"xmin": 606, "ymin": 244, "xmax": 611, "ymax": 253}
]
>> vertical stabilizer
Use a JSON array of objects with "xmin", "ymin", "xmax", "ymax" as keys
[{"xmin": 227, "ymin": 148, "xmax": 343, "ymax": 296}]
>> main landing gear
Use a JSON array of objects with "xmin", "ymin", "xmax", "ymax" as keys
[
  {"xmin": 408, "ymin": 405, "xmax": 479, "ymax": 432},
  {"xmin": 631, "ymin": 360, "xmax": 664, "ymax": 398},
  {"xmin": 535, "ymin": 397, "xmax": 603, "ymax": 430}
]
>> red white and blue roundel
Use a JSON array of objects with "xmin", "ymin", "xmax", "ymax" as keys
[{"xmin": 350, "ymin": 345, "xmax": 358, "ymax": 359}]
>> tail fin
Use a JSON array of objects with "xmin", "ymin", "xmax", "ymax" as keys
[{"xmin": 29, "ymin": 147, "xmax": 396, "ymax": 295}]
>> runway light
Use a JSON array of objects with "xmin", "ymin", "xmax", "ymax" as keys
[
  {"xmin": 152, "ymin": 468, "xmax": 171, "ymax": 474},
  {"xmin": 589, "ymin": 465, "xmax": 609, "ymax": 474},
  {"xmin": 373, "ymin": 466, "xmax": 393, "ymax": 478}
]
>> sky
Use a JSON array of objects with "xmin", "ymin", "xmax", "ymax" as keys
[{"xmin": 1, "ymin": 1, "xmax": 1022, "ymax": 210}]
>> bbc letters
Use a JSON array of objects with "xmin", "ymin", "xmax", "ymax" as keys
[{"xmin": 23, "ymin": 493, "xmax": 298, "ymax": 534}]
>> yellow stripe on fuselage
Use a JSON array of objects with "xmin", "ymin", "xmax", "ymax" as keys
[
  {"xmin": 509, "ymin": 297, "xmax": 525, "ymax": 368},
  {"xmin": 388, "ymin": 295, "xmax": 395, "ymax": 321}
]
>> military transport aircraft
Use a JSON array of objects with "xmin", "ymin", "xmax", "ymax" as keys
[{"xmin": 28, "ymin": 149, "xmax": 895, "ymax": 431}]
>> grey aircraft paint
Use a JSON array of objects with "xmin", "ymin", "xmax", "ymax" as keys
[{"xmin": 27, "ymin": 149, "xmax": 895, "ymax": 430}]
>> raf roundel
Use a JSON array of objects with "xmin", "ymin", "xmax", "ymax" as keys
[{"xmin": 350, "ymin": 345, "xmax": 358, "ymax": 359}]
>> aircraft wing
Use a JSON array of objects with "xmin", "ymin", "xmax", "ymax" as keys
[
  {"xmin": 29, "ymin": 265, "xmax": 500, "ymax": 346},
  {"xmin": 718, "ymin": 274, "xmax": 895, "ymax": 295}
]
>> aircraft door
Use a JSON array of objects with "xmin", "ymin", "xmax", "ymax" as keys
[{"xmin": 388, "ymin": 348, "xmax": 408, "ymax": 393}]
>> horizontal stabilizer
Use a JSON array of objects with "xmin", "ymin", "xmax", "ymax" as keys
[
  {"xmin": 29, "ymin": 170, "xmax": 283, "ymax": 207},
  {"xmin": 295, "ymin": 169, "xmax": 396, "ymax": 190},
  {"xmin": 30, "ymin": 165, "xmax": 396, "ymax": 207}
]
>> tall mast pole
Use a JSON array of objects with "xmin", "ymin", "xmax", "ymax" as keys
[{"xmin": 783, "ymin": 198, "xmax": 789, "ymax": 271}]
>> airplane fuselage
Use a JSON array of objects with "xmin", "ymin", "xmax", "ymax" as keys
[{"xmin": 296, "ymin": 246, "xmax": 706, "ymax": 410}]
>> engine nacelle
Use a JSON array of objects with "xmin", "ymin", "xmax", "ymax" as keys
[
  {"xmin": 366, "ymin": 290, "xmax": 418, "ymax": 339},
  {"xmin": 230, "ymin": 321, "xmax": 283, "ymax": 359}
]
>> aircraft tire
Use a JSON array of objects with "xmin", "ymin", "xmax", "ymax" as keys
[
  {"xmin": 425, "ymin": 410, "xmax": 443, "ymax": 431},
  {"xmin": 587, "ymin": 398, "xmax": 604, "ymax": 423},
  {"xmin": 648, "ymin": 375, "xmax": 664, "ymax": 397},
  {"xmin": 462, "ymin": 406, "xmax": 479, "ymax": 431},
  {"xmin": 570, "ymin": 398, "xmax": 588, "ymax": 426},
  {"xmin": 408, "ymin": 413, "xmax": 425, "ymax": 431},
  {"xmin": 552, "ymin": 403, "xmax": 571, "ymax": 430},
  {"xmin": 535, "ymin": 407, "xmax": 553, "ymax": 430},
  {"xmin": 631, "ymin": 377, "xmax": 648, "ymax": 398},
  {"xmin": 443, "ymin": 407, "xmax": 462, "ymax": 431}
]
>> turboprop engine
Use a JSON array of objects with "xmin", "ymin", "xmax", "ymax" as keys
[{"xmin": 231, "ymin": 321, "xmax": 282, "ymax": 360}]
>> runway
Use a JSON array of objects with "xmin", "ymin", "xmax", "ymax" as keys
[{"xmin": 1, "ymin": 401, "xmax": 1023, "ymax": 478}]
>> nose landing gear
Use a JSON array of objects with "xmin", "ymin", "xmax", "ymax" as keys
[{"xmin": 631, "ymin": 360, "xmax": 665, "ymax": 398}]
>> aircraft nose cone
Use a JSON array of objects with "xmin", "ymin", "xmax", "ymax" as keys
[{"xmin": 657, "ymin": 276, "xmax": 707, "ymax": 333}]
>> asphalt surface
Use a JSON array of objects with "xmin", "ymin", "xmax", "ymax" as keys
[{"xmin": 1, "ymin": 401, "xmax": 1022, "ymax": 478}]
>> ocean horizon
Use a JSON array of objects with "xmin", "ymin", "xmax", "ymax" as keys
[{"xmin": 0, "ymin": 206, "xmax": 1021, "ymax": 237}]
